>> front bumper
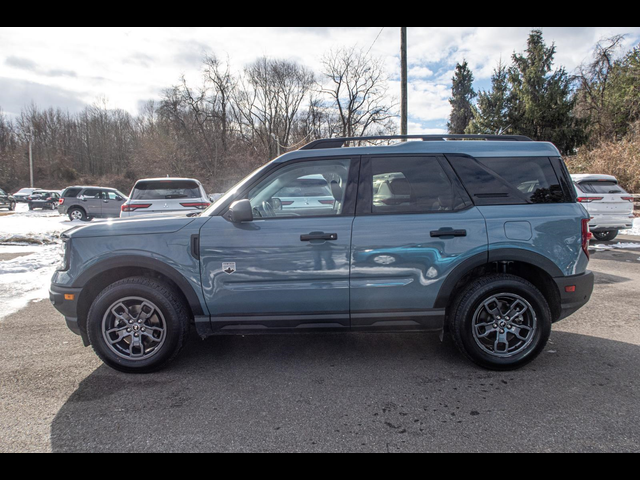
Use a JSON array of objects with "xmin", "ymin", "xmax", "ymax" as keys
[
  {"xmin": 49, "ymin": 284, "xmax": 87, "ymax": 345},
  {"xmin": 553, "ymin": 271, "xmax": 595, "ymax": 322}
]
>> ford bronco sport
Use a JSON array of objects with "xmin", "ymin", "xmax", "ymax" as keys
[{"xmin": 50, "ymin": 135, "xmax": 594, "ymax": 373}]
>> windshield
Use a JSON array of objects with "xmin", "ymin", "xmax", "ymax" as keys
[
  {"xmin": 132, "ymin": 180, "xmax": 201, "ymax": 200},
  {"xmin": 202, "ymin": 163, "xmax": 271, "ymax": 216}
]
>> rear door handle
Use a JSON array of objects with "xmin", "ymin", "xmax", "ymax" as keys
[
  {"xmin": 301, "ymin": 233, "xmax": 338, "ymax": 242},
  {"xmin": 431, "ymin": 229, "xmax": 467, "ymax": 238}
]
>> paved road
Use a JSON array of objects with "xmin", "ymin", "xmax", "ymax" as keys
[{"xmin": 1, "ymin": 240, "xmax": 639, "ymax": 453}]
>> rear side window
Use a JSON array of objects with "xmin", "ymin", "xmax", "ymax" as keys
[
  {"xmin": 449, "ymin": 156, "xmax": 566, "ymax": 205},
  {"xmin": 576, "ymin": 181, "xmax": 627, "ymax": 195},
  {"xmin": 132, "ymin": 180, "xmax": 201, "ymax": 200},
  {"xmin": 369, "ymin": 157, "xmax": 466, "ymax": 214},
  {"xmin": 62, "ymin": 188, "xmax": 82, "ymax": 198}
]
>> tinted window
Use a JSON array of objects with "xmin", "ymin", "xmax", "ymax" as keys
[
  {"xmin": 62, "ymin": 188, "xmax": 82, "ymax": 198},
  {"xmin": 450, "ymin": 156, "xmax": 565, "ymax": 205},
  {"xmin": 371, "ymin": 157, "xmax": 463, "ymax": 214},
  {"xmin": 577, "ymin": 181, "xmax": 627, "ymax": 195},
  {"xmin": 0, "ymin": 189, "xmax": 6, "ymax": 195},
  {"xmin": 82, "ymin": 189, "xmax": 102, "ymax": 199},
  {"xmin": 132, "ymin": 180, "xmax": 201, "ymax": 200}
]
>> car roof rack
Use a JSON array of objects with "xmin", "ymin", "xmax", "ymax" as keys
[{"xmin": 300, "ymin": 135, "xmax": 534, "ymax": 150}]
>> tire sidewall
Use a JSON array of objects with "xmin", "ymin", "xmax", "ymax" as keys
[
  {"xmin": 453, "ymin": 277, "xmax": 552, "ymax": 370},
  {"xmin": 87, "ymin": 280, "xmax": 187, "ymax": 373},
  {"xmin": 68, "ymin": 208, "xmax": 87, "ymax": 222}
]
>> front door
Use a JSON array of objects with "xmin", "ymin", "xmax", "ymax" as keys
[
  {"xmin": 350, "ymin": 155, "xmax": 488, "ymax": 331},
  {"xmin": 199, "ymin": 157, "xmax": 359, "ymax": 333}
]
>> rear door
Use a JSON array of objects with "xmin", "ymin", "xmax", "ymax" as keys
[
  {"xmin": 79, "ymin": 189, "xmax": 104, "ymax": 218},
  {"xmin": 350, "ymin": 155, "xmax": 488, "ymax": 331}
]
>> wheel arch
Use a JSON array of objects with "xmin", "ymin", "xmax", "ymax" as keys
[
  {"xmin": 74, "ymin": 256, "xmax": 204, "ymax": 344},
  {"xmin": 436, "ymin": 250, "xmax": 563, "ymax": 323}
]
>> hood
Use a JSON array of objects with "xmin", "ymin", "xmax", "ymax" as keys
[{"xmin": 63, "ymin": 215, "xmax": 197, "ymax": 239}]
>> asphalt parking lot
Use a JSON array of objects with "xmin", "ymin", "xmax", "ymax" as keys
[{"xmin": 1, "ymin": 238, "xmax": 639, "ymax": 453}]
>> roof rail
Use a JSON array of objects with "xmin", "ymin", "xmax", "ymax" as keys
[{"xmin": 300, "ymin": 135, "xmax": 534, "ymax": 150}]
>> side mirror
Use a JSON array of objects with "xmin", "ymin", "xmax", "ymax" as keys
[{"xmin": 225, "ymin": 199, "xmax": 254, "ymax": 223}]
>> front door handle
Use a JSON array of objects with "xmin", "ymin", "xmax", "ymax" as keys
[
  {"xmin": 431, "ymin": 229, "xmax": 467, "ymax": 238},
  {"xmin": 301, "ymin": 233, "xmax": 338, "ymax": 242}
]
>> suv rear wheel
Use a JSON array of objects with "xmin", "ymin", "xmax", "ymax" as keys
[
  {"xmin": 449, "ymin": 274, "xmax": 552, "ymax": 371},
  {"xmin": 68, "ymin": 208, "xmax": 88, "ymax": 222},
  {"xmin": 86, "ymin": 277, "xmax": 191, "ymax": 374},
  {"xmin": 592, "ymin": 231, "xmax": 618, "ymax": 242}
]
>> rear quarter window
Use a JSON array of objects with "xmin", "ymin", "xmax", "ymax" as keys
[
  {"xmin": 448, "ymin": 156, "xmax": 567, "ymax": 205},
  {"xmin": 62, "ymin": 188, "xmax": 82, "ymax": 198}
]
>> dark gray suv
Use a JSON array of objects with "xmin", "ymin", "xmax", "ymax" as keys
[{"xmin": 59, "ymin": 186, "xmax": 128, "ymax": 222}]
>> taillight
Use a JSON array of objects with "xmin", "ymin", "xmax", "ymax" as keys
[
  {"xmin": 180, "ymin": 202, "xmax": 211, "ymax": 210},
  {"xmin": 621, "ymin": 197, "xmax": 635, "ymax": 202},
  {"xmin": 582, "ymin": 218, "xmax": 590, "ymax": 260},
  {"xmin": 318, "ymin": 200, "xmax": 335, "ymax": 206},
  {"xmin": 577, "ymin": 197, "xmax": 604, "ymax": 203},
  {"xmin": 121, "ymin": 204, "xmax": 152, "ymax": 212},
  {"xmin": 59, "ymin": 198, "xmax": 65, "ymax": 205}
]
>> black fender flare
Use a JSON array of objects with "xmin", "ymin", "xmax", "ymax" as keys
[
  {"xmin": 434, "ymin": 249, "xmax": 564, "ymax": 309},
  {"xmin": 73, "ymin": 255, "xmax": 205, "ymax": 316}
]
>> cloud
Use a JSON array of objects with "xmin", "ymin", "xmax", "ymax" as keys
[
  {"xmin": 5, "ymin": 55, "xmax": 77, "ymax": 78},
  {"xmin": 0, "ymin": 77, "xmax": 87, "ymax": 116}
]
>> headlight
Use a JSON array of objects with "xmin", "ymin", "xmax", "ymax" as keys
[{"xmin": 57, "ymin": 236, "xmax": 71, "ymax": 272}]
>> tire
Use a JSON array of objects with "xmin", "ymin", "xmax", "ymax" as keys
[
  {"xmin": 592, "ymin": 231, "xmax": 619, "ymax": 242},
  {"xmin": 68, "ymin": 208, "xmax": 88, "ymax": 222},
  {"xmin": 449, "ymin": 274, "xmax": 552, "ymax": 371},
  {"xmin": 86, "ymin": 277, "xmax": 191, "ymax": 374}
]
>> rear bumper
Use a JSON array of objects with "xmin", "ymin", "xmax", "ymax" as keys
[
  {"xmin": 589, "ymin": 214, "xmax": 634, "ymax": 232},
  {"xmin": 553, "ymin": 271, "xmax": 595, "ymax": 322}
]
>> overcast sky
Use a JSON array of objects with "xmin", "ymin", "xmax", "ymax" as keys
[{"xmin": 1, "ymin": 27, "xmax": 639, "ymax": 133}]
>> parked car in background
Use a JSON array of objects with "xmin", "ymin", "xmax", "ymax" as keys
[
  {"xmin": 572, "ymin": 174, "xmax": 635, "ymax": 241},
  {"xmin": 59, "ymin": 186, "xmax": 128, "ymax": 222},
  {"xmin": 0, "ymin": 188, "xmax": 16, "ymax": 211},
  {"xmin": 272, "ymin": 174, "xmax": 337, "ymax": 212},
  {"xmin": 121, "ymin": 178, "xmax": 210, "ymax": 218},
  {"xmin": 28, "ymin": 190, "xmax": 60, "ymax": 211},
  {"xmin": 13, "ymin": 188, "xmax": 40, "ymax": 203}
]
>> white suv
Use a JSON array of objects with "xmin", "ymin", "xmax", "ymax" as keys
[
  {"xmin": 572, "ymin": 174, "xmax": 635, "ymax": 241},
  {"xmin": 121, "ymin": 178, "xmax": 210, "ymax": 218}
]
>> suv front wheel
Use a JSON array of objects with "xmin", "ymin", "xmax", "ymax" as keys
[
  {"xmin": 449, "ymin": 274, "xmax": 552, "ymax": 371},
  {"xmin": 86, "ymin": 277, "xmax": 191, "ymax": 374}
]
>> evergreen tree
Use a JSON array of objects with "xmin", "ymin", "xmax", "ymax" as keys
[
  {"xmin": 467, "ymin": 61, "xmax": 511, "ymax": 135},
  {"xmin": 508, "ymin": 29, "xmax": 585, "ymax": 154},
  {"xmin": 448, "ymin": 60, "xmax": 477, "ymax": 134}
]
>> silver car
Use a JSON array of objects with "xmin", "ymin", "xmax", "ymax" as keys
[
  {"xmin": 59, "ymin": 186, "xmax": 128, "ymax": 222},
  {"xmin": 121, "ymin": 178, "xmax": 210, "ymax": 218}
]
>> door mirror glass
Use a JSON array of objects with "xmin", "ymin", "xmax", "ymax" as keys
[{"xmin": 226, "ymin": 199, "xmax": 254, "ymax": 223}]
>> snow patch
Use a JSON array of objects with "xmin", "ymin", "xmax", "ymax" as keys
[{"xmin": 621, "ymin": 218, "xmax": 640, "ymax": 237}]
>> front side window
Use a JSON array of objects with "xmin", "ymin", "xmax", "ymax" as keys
[
  {"xmin": 247, "ymin": 159, "xmax": 352, "ymax": 218},
  {"xmin": 370, "ymin": 157, "xmax": 464, "ymax": 214}
]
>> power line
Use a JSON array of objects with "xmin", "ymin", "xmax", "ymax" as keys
[{"xmin": 366, "ymin": 27, "xmax": 385, "ymax": 56}]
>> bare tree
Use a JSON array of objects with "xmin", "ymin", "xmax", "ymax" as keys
[
  {"xmin": 234, "ymin": 57, "xmax": 315, "ymax": 159},
  {"xmin": 320, "ymin": 47, "xmax": 397, "ymax": 139}
]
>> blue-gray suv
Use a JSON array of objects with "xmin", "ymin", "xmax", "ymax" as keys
[{"xmin": 50, "ymin": 135, "xmax": 594, "ymax": 373}]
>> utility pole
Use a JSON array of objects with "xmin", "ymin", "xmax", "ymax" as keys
[
  {"xmin": 29, "ymin": 126, "xmax": 34, "ymax": 188},
  {"xmin": 401, "ymin": 27, "xmax": 408, "ymax": 137}
]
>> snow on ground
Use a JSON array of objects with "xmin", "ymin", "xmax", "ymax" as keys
[
  {"xmin": 0, "ymin": 204, "xmax": 76, "ymax": 320},
  {"xmin": 621, "ymin": 218, "xmax": 640, "ymax": 237}
]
